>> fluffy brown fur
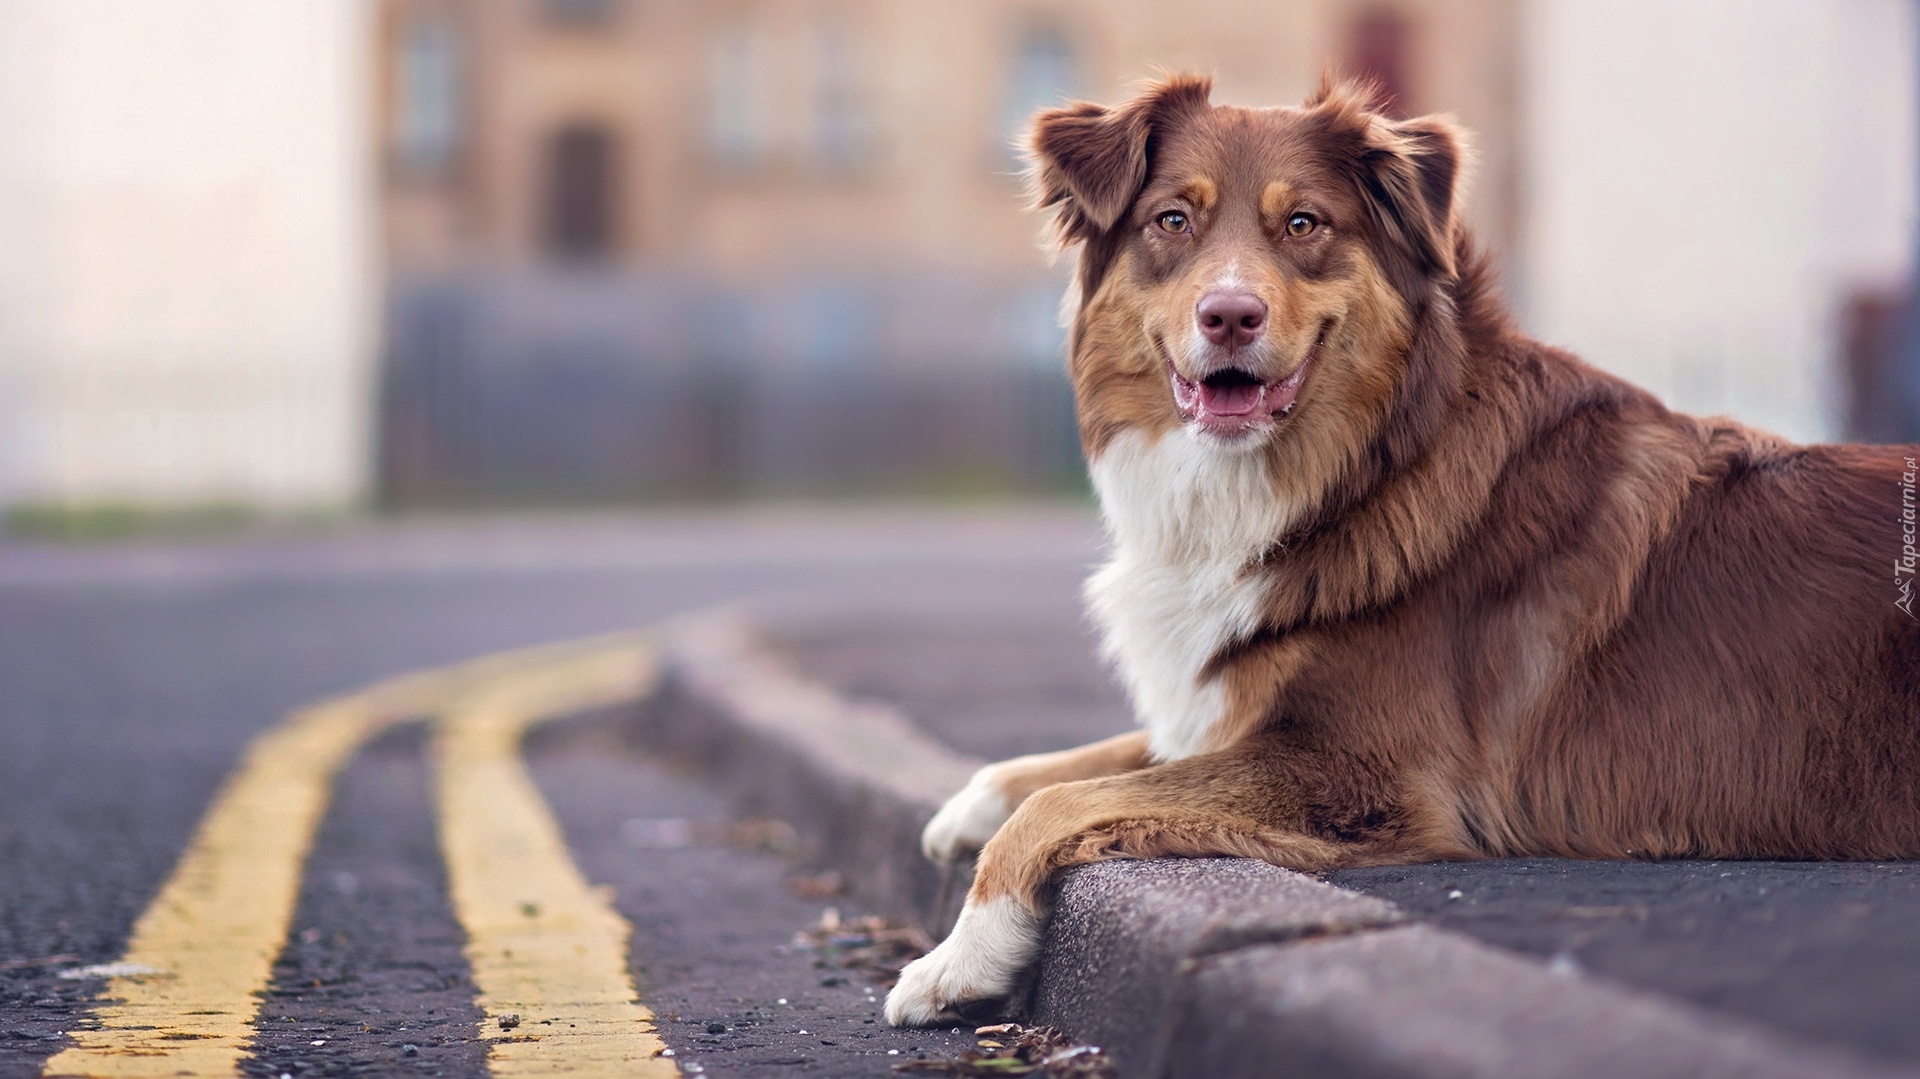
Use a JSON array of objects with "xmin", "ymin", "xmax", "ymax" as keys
[{"xmin": 886, "ymin": 74, "xmax": 1920, "ymax": 1027}]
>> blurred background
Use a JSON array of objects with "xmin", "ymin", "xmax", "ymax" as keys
[{"xmin": 0, "ymin": 0, "xmax": 1914, "ymax": 525}]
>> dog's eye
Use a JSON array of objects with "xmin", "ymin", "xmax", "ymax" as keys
[
  {"xmin": 1286, "ymin": 213, "xmax": 1318, "ymax": 237},
  {"xmin": 1156, "ymin": 211, "xmax": 1190, "ymax": 234}
]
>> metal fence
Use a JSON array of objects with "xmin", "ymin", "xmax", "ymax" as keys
[{"xmin": 377, "ymin": 270, "xmax": 1084, "ymax": 506}]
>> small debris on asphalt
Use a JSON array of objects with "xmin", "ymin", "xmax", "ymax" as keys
[
  {"xmin": 792, "ymin": 907, "xmax": 935, "ymax": 987},
  {"xmin": 402, "ymin": 1044, "xmax": 419, "ymax": 1056},
  {"xmin": 891, "ymin": 1025, "xmax": 1115, "ymax": 1077},
  {"xmin": 724, "ymin": 817, "xmax": 800, "ymax": 854},
  {"xmin": 497, "ymin": 1012, "xmax": 521, "ymax": 1031},
  {"xmin": 617, "ymin": 815, "xmax": 800, "ymax": 853},
  {"xmin": 788, "ymin": 869, "xmax": 846, "ymax": 898},
  {"xmin": 706, "ymin": 1021, "xmax": 728, "ymax": 1034}
]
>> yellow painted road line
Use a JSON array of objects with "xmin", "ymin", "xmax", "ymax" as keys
[
  {"xmin": 40, "ymin": 688, "xmax": 436, "ymax": 1078},
  {"xmin": 433, "ymin": 641, "xmax": 678, "ymax": 1076},
  {"xmin": 42, "ymin": 632, "xmax": 665, "ymax": 1079}
]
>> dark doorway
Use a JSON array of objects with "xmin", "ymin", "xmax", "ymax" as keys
[
  {"xmin": 544, "ymin": 123, "xmax": 618, "ymax": 261},
  {"xmin": 1841, "ymin": 287, "xmax": 1920, "ymax": 442},
  {"xmin": 1347, "ymin": 7, "xmax": 1415, "ymax": 118}
]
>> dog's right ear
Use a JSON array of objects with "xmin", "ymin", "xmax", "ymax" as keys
[{"xmin": 1027, "ymin": 75, "xmax": 1212, "ymax": 247}]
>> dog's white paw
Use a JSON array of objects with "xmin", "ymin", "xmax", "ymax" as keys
[
  {"xmin": 922, "ymin": 766, "xmax": 1012, "ymax": 864},
  {"xmin": 885, "ymin": 896, "xmax": 1042, "ymax": 1026}
]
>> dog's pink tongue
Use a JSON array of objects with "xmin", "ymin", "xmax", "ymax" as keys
[{"xmin": 1198, "ymin": 381, "xmax": 1263, "ymax": 417}]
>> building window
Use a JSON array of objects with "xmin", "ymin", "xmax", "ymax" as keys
[
  {"xmin": 812, "ymin": 23, "xmax": 873, "ymax": 172},
  {"xmin": 999, "ymin": 28, "xmax": 1077, "ymax": 164},
  {"xmin": 709, "ymin": 27, "xmax": 764, "ymax": 169},
  {"xmin": 396, "ymin": 18, "xmax": 461, "ymax": 174},
  {"xmin": 544, "ymin": 124, "xmax": 619, "ymax": 261},
  {"xmin": 1347, "ymin": 7, "xmax": 1415, "ymax": 117}
]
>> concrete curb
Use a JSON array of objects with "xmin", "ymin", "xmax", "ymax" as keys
[
  {"xmin": 648, "ymin": 608, "xmax": 980, "ymax": 926},
  {"xmin": 652, "ymin": 609, "xmax": 1912, "ymax": 1079},
  {"xmin": 1039, "ymin": 861, "xmax": 1909, "ymax": 1079}
]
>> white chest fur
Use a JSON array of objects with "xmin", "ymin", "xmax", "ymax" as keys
[{"xmin": 1085, "ymin": 428, "xmax": 1301, "ymax": 761}]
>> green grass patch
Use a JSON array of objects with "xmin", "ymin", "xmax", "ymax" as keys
[{"xmin": 2, "ymin": 502, "xmax": 349, "ymax": 544}]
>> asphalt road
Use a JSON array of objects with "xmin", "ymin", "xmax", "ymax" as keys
[{"xmin": 0, "ymin": 507, "xmax": 1095, "ymax": 1079}]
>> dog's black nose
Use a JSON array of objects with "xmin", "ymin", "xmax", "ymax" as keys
[{"xmin": 1196, "ymin": 290, "xmax": 1268, "ymax": 349}]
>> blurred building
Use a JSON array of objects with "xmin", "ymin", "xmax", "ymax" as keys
[
  {"xmin": 0, "ymin": 1, "xmax": 1910, "ymax": 516},
  {"xmin": 375, "ymin": 0, "xmax": 1523, "ymax": 278},
  {"xmin": 371, "ymin": 0, "xmax": 1523, "ymax": 503},
  {"xmin": 0, "ymin": 1, "xmax": 377, "ymax": 512}
]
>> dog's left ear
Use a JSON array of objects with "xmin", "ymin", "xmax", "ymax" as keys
[
  {"xmin": 1360, "ymin": 113, "xmax": 1469, "ymax": 279},
  {"xmin": 1311, "ymin": 77, "xmax": 1471, "ymax": 281}
]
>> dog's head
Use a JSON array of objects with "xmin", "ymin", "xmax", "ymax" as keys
[{"xmin": 1030, "ymin": 74, "xmax": 1469, "ymax": 470}]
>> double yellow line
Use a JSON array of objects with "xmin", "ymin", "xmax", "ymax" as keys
[{"xmin": 42, "ymin": 634, "xmax": 680, "ymax": 1078}]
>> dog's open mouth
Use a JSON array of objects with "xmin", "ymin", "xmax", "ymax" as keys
[{"xmin": 1167, "ymin": 328, "xmax": 1322, "ymax": 436}]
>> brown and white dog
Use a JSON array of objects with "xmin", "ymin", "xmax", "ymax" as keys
[{"xmin": 885, "ymin": 74, "xmax": 1920, "ymax": 1026}]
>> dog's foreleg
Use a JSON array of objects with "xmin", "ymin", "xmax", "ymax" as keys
[
  {"xmin": 889, "ymin": 744, "xmax": 1348, "ymax": 1026},
  {"xmin": 920, "ymin": 730, "xmax": 1152, "ymax": 864}
]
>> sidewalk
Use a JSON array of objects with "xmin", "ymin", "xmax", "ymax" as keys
[{"xmin": 653, "ymin": 605, "xmax": 1920, "ymax": 1079}]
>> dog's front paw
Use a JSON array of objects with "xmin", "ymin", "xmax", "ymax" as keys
[
  {"xmin": 921, "ymin": 766, "xmax": 1012, "ymax": 864},
  {"xmin": 885, "ymin": 945, "xmax": 969, "ymax": 1026},
  {"xmin": 885, "ymin": 896, "xmax": 1042, "ymax": 1027}
]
